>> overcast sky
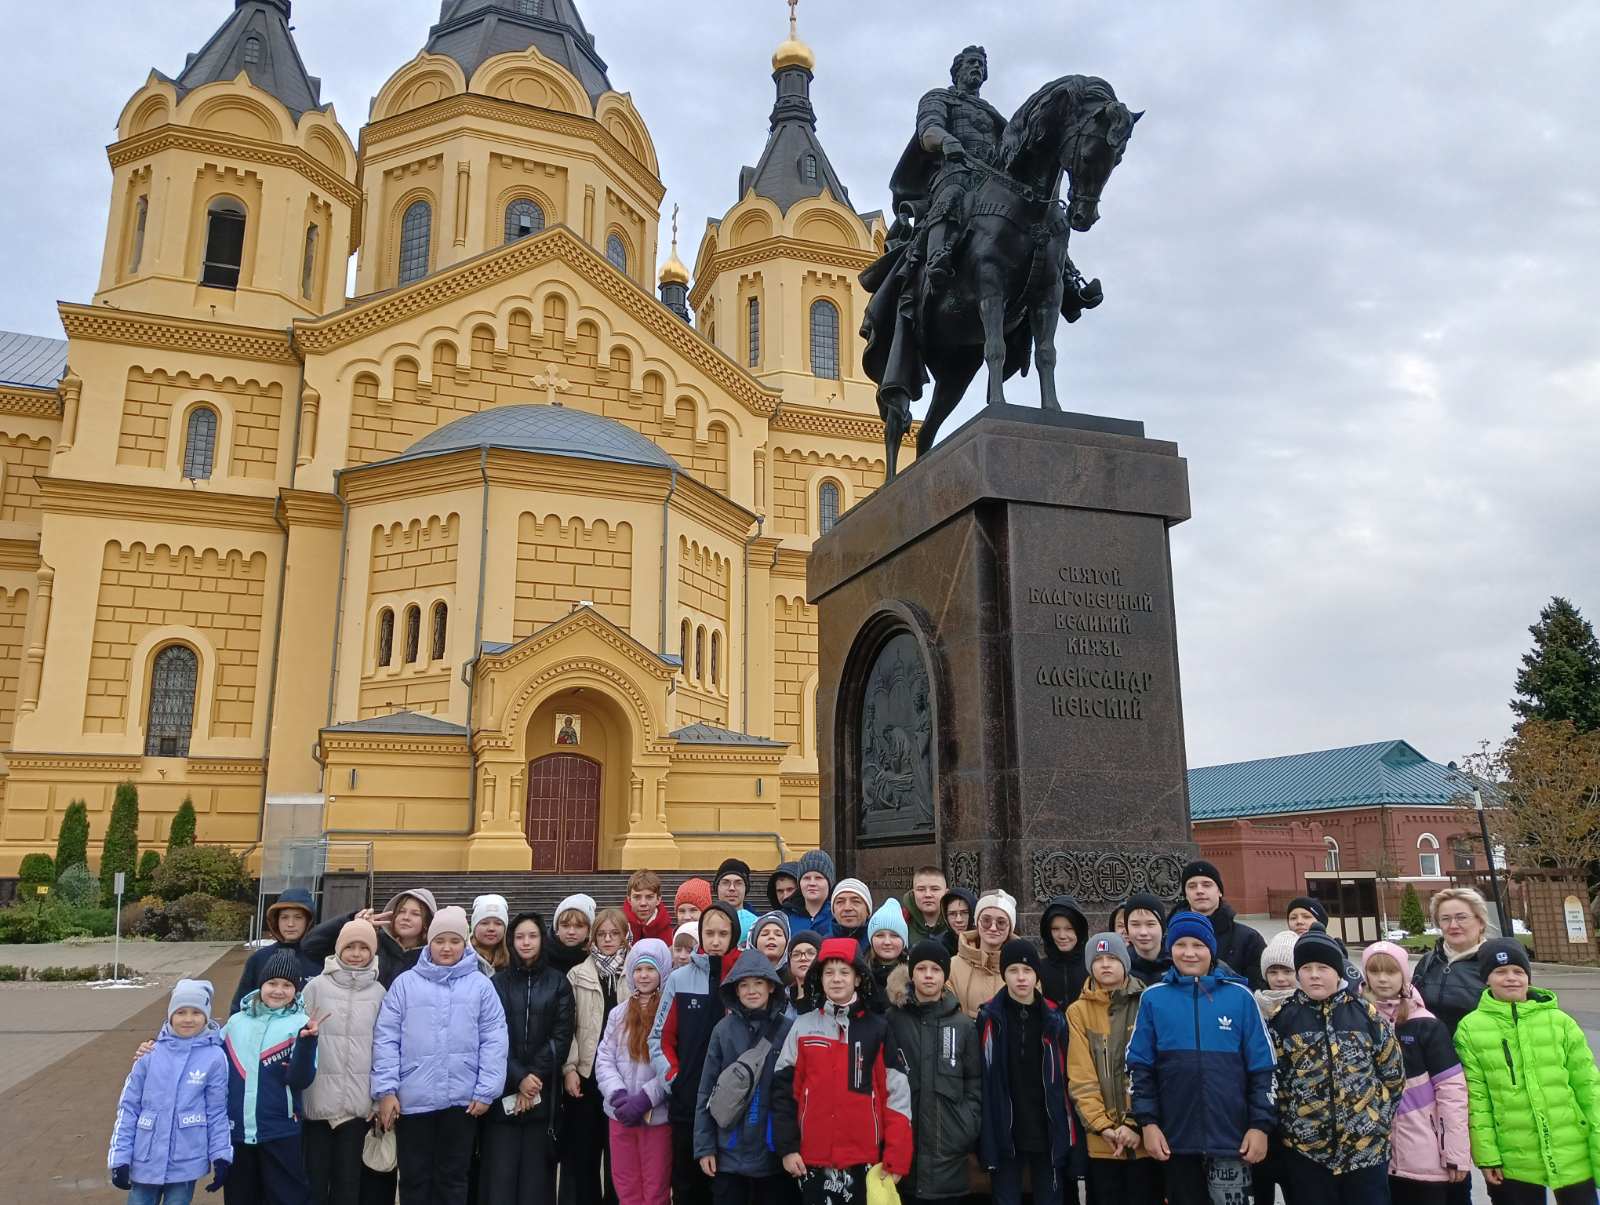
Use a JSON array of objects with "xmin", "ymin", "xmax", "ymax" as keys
[{"xmin": 2, "ymin": 2, "xmax": 1597, "ymax": 769}]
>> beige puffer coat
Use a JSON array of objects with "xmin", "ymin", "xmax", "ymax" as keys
[
  {"xmin": 300, "ymin": 955, "xmax": 386, "ymax": 1121},
  {"xmin": 947, "ymin": 929, "xmax": 1004, "ymax": 1019},
  {"xmin": 564, "ymin": 954, "xmax": 632, "ymax": 1077}
]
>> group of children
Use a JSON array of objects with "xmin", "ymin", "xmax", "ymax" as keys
[{"xmin": 107, "ymin": 859, "xmax": 1599, "ymax": 1205}]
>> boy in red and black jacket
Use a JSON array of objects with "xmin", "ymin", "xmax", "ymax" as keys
[
  {"xmin": 622, "ymin": 868, "xmax": 674, "ymax": 944},
  {"xmin": 772, "ymin": 936, "xmax": 912, "ymax": 1205}
]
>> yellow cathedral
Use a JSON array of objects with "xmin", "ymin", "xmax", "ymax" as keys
[{"xmin": 0, "ymin": 0, "xmax": 909, "ymax": 875}]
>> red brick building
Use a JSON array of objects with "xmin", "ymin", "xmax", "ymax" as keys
[{"xmin": 1189, "ymin": 740, "xmax": 1479, "ymax": 918}]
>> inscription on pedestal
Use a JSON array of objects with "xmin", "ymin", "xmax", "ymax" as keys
[{"xmin": 1029, "ymin": 563, "xmax": 1159, "ymax": 723}]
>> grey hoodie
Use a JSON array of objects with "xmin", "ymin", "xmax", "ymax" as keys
[{"xmin": 692, "ymin": 948, "xmax": 793, "ymax": 1176}]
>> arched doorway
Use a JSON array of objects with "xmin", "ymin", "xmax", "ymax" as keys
[{"xmin": 525, "ymin": 753, "xmax": 600, "ymax": 872}]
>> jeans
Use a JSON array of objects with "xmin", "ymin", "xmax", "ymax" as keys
[
  {"xmin": 129, "ymin": 1185, "xmax": 196, "ymax": 1205},
  {"xmin": 1281, "ymin": 1150, "xmax": 1390, "ymax": 1205}
]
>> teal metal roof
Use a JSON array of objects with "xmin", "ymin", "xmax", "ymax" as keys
[{"xmin": 1188, "ymin": 740, "xmax": 1471, "ymax": 821}]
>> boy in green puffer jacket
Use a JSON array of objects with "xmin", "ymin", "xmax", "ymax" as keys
[{"xmin": 1455, "ymin": 938, "xmax": 1600, "ymax": 1205}]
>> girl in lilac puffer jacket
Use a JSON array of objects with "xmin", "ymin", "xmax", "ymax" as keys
[{"xmin": 594, "ymin": 939, "xmax": 672, "ymax": 1205}]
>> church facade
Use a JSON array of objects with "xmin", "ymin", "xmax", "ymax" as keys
[{"xmin": 0, "ymin": 0, "xmax": 904, "ymax": 874}]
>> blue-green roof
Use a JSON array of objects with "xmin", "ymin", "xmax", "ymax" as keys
[{"xmin": 1188, "ymin": 740, "xmax": 1472, "ymax": 821}]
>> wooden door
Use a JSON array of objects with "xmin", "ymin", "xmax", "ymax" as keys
[{"xmin": 525, "ymin": 753, "xmax": 600, "ymax": 873}]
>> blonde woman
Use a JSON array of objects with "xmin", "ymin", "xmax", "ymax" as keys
[{"xmin": 1413, "ymin": 887, "xmax": 1493, "ymax": 1034}]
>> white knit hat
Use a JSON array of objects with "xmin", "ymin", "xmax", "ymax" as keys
[
  {"xmin": 673, "ymin": 920, "xmax": 699, "ymax": 948},
  {"xmin": 1261, "ymin": 928, "xmax": 1299, "ymax": 978},
  {"xmin": 974, "ymin": 888, "xmax": 1018, "ymax": 931},
  {"xmin": 831, "ymin": 878, "xmax": 874, "ymax": 912},
  {"xmin": 470, "ymin": 894, "xmax": 509, "ymax": 931},
  {"xmin": 554, "ymin": 893, "xmax": 597, "ymax": 924}
]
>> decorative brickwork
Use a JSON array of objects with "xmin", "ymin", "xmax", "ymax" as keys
[
  {"xmin": 116, "ymin": 368, "xmax": 283, "ymax": 478},
  {"xmin": 514, "ymin": 514, "xmax": 632, "ymax": 637},
  {"xmin": 0, "ymin": 587, "xmax": 29, "ymax": 754},
  {"xmin": 772, "ymin": 593, "xmax": 817, "ymax": 750},
  {"xmin": 769, "ymin": 447, "xmax": 884, "ymax": 535},
  {"xmin": 85, "ymin": 542, "xmax": 268, "ymax": 738},
  {"xmin": 0, "ymin": 436, "xmax": 51, "ymax": 524}
]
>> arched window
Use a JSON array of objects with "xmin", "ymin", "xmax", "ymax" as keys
[
  {"xmin": 1323, "ymin": 836, "xmax": 1340, "ymax": 872},
  {"xmin": 430, "ymin": 601, "xmax": 448, "ymax": 661},
  {"xmin": 505, "ymin": 199, "xmax": 545, "ymax": 243},
  {"xmin": 680, "ymin": 619, "xmax": 691, "ymax": 673},
  {"xmin": 301, "ymin": 223, "xmax": 319, "ymax": 299},
  {"xmin": 182, "ymin": 406, "xmax": 218, "ymax": 480},
  {"xmin": 515, "ymin": 0, "xmax": 544, "ymax": 13},
  {"xmin": 201, "ymin": 197, "xmax": 246, "ymax": 289},
  {"xmin": 710, "ymin": 631, "xmax": 721, "ymax": 690},
  {"xmin": 145, "ymin": 644, "xmax": 198, "ymax": 758},
  {"xmin": 809, "ymin": 299, "xmax": 840, "ymax": 378},
  {"xmin": 403, "ymin": 605, "xmax": 421, "ymax": 664},
  {"xmin": 242, "ymin": 36, "xmax": 262, "ymax": 66},
  {"xmin": 376, "ymin": 608, "xmax": 394, "ymax": 667},
  {"xmin": 398, "ymin": 200, "xmax": 432, "ymax": 284},
  {"xmin": 1417, "ymin": 833, "xmax": 1441, "ymax": 878},
  {"xmin": 606, "ymin": 233, "xmax": 629, "ymax": 273},
  {"xmin": 129, "ymin": 196, "xmax": 148, "ymax": 273},
  {"xmin": 695, "ymin": 625, "xmax": 705, "ymax": 682},
  {"xmin": 804, "ymin": 154, "xmax": 818, "ymax": 181},
  {"xmin": 747, "ymin": 298, "xmax": 760, "ymax": 368},
  {"xmin": 818, "ymin": 480, "xmax": 840, "ymax": 534}
]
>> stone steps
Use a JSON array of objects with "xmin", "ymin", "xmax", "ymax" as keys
[{"xmin": 368, "ymin": 870, "xmax": 727, "ymax": 922}]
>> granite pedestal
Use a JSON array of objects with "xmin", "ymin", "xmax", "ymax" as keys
[{"xmin": 807, "ymin": 405, "xmax": 1197, "ymax": 924}]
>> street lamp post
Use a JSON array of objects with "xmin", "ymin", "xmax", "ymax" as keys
[{"xmin": 1472, "ymin": 788, "xmax": 1514, "ymax": 937}]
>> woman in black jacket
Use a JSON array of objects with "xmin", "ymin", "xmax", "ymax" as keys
[
  {"xmin": 484, "ymin": 910, "xmax": 577, "ymax": 1205},
  {"xmin": 1412, "ymin": 887, "xmax": 1492, "ymax": 1034}
]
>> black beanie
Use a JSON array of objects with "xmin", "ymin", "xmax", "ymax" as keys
[
  {"xmin": 1123, "ymin": 891, "xmax": 1168, "ymax": 928},
  {"xmin": 260, "ymin": 949, "xmax": 306, "ymax": 992},
  {"xmin": 908, "ymin": 937, "xmax": 952, "ymax": 980},
  {"xmin": 1478, "ymin": 937, "xmax": 1532, "ymax": 979},
  {"xmin": 715, "ymin": 858, "xmax": 752, "ymax": 892},
  {"xmin": 1181, "ymin": 860, "xmax": 1225, "ymax": 895},
  {"xmin": 1292, "ymin": 928, "xmax": 1345, "ymax": 973},
  {"xmin": 1286, "ymin": 896, "xmax": 1328, "ymax": 926},
  {"xmin": 1000, "ymin": 938, "xmax": 1043, "ymax": 979}
]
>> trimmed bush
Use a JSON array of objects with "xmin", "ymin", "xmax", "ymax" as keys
[
  {"xmin": 0, "ymin": 904, "xmax": 66, "ymax": 943},
  {"xmin": 99, "ymin": 782, "xmax": 140, "ymax": 907},
  {"xmin": 204, "ymin": 900, "xmax": 254, "ymax": 942},
  {"xmin": 134, "ymin": 850, "xmax": 162, "ymax": 899},
  {"xmin": 152, "ymin": 846, "xmax": 246, "ymax": 903},
  {"xmin": 54, "ymin": 802, "xmax": 90, "ymax": 873},
  {"xmin": 167, "ymin": 799, "xmax": 197, "ymax": 852},
  {"xmin": 62, "ymin": 907, "xmax": 117, "ymax": 938},
  {"xmin": 1400, "ymin": 883, "xmax": 1427, "ymax": 935},
  {"xmin": 35, "ymin": 964, "xmax": 116, "ymax": 982},
  {"xmin": 18, "ymin": 853, "xmax": 55, "ymax": 897},
  {"xmin": 54, "ymin": 863, "xmax": 99, "ymax": 909},
  {"xmin": 0, "ymin": 965, "xmax": 23, "ymax": 981}
]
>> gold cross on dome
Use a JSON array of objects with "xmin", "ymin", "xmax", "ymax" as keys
[
  {"xmin": 671, "ymin": 203, "xmax": 680, "ymax": 251},
  {"xmin": 788, "ymin": 0, "xmax": 799, "ymax": 37},
  {"xmin": 532, "ymin": 364, "xmax": 572, "ymax": 407}
]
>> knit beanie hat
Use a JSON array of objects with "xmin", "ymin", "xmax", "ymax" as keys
[
  {"xmin": 831, "ymin": 878, "xmax": 874, "ymax": 913},
  {"xmin": 788, "ymin": 929, "xmax": 823, "ymax": 956},
  {"xmin": 818, "ymin": 936, "xmax": 864, "ymax": 969},
  {"xmin": 1000, "ymin": 938, "xmax": 1043, "ymax": 978},
  {"xmin": 974, "ymin": 888, "xmax": 1018, "ymax": 932},
  {"xmin": 1181, "ymin": 860, "xmax": 1225, "ymax": 895},
  {"xmin": 470, "ymin": 894, "xmax": 509, "ymax": 932},
  {"xmin": 1084, "ymin": 932, "xmax": 1131, "ymax": 976},
  {"xmin": 427, "ymin": 905, "xmax": 471, "ymax": 943},
  {"xmin": 908, "ymin": 937, "xmax": 952, "ymax": 979},
  {"xmin": 868, "ymin": 897, "xmax": 908, "ymax": 945},
  {"xmin": 752, "ymin": 910, "xmax": 791, "ymax": 945},
  {"xmin": 627, "ymin": 938, "xmax": 671, "ymax": 981},
  {"xmin": 554, "ymin": 893, "xmax": 597, "ymax": 925},
  {"xmin": 1359, "ymin": 940, "xmax": 1415, "ymax": 985},
  {"xmin": 261, "ymin": 949, "xmax": 306, "ymax": 991},
  {"xmin": 1164, "ymin": 910, "xmax": 1217, "ymax": 957},
  {"xmin": 1123, "ymin": 891, "xmax": 1167, "ymax": 929},
  {"xmin": 714, "ymin": 858, "xmax": 752, "ymax": 893},
  {"xmin": 673, "ymin": 920, "xmax": 700, "ymax": 949},
  {"xmin": 168, "ymin": 978, "xmax": 214, "ymax": 1021},
  {"xmin": 337, "ymin": 917, "xmax": 379, "ymax": 959},
  {"xmin": 674, "ymin": 878, "xmax": 712, "ymax": 913},
  {"xmin": 1261, "ymin": 928, "xmax": 1299, "ymax": 978},
  {"xmin": 1477, "ymin": 937, "xmax": 1532, "ymax": 979},
  {"xmin": 796, "ymin": 849, "xmax": 837, "ymax": 889},
  {"xmin": 1286, "ymin": 896, "xmax": 1328, "ymax": 926},
  {"xmin": 1293, "ymin": 928, "xmax": 1345, "ymax": 973}
]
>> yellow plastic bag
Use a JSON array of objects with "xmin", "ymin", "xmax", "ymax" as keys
[{"xmin": 865, "ymin": 1164, "xmax": 902, "ymax": 1205}]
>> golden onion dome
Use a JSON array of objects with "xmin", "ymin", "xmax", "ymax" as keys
[
  {"xmin": 658, "ymin": 249, "xmax": 690, "ymax": 286},
  {"xmin": 772, "ymin": 0, "xmax": 815, "ymax": 72}
]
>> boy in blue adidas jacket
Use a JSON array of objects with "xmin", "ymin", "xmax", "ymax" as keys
[
  {"xmin": 222, "ymin": 949, "xmax": 320, "ymax": 1204},
  {"xmin": 1126, "ymin": 911, "xmax": 1276, "ymax": 1205}
]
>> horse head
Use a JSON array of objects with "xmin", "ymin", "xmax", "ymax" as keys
[{"xmin": 1000, "ymin": 76, "xmax": 1142, "ymax": 232}]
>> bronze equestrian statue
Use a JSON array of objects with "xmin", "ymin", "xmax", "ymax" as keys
[{"xmin": 861, "ymin": 48, "xmax": 1140, "ymax": 479}]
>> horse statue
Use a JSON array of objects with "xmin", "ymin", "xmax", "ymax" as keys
[{"xmin": 861, "ymin": 74, "xmax": 1140, "ymax": 479}]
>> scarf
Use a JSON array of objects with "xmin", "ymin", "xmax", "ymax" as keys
[
  {"xmin": 1369, "ymin": 982, "xmax": 1425, "ymax": 1025},
  {"xmin": 593, "ymin": 948, "xmax": 627, "ymax": 983},
  {"xmin": 1254, "ymin": 987, "xmax": 1295, "ymax": 1019}
]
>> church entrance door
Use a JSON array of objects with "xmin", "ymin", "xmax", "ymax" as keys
[{"xmin": 525, "ymin": 753, "xmax": 600, "ymax": 873}]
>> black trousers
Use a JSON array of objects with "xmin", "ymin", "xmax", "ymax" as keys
[
  {"xmin": 223, "ymin": 1136, "xmax": 310, "ymax": 1205},
  {"xmin": 560, "ymin": 1075, "xmax": 617, "ymax": 1205},
  {"xmin": 1391, "ymin": 1177, "xmax": 1451, "ymax": 1205},
  {"xmin": 671, "ymin": 1119, "xmax": 712, "ymax": 1205},
  {"xmin": 992, "ymin": 1152, "xmax": 1065, "ymax": 1205},
  {"xmin": 302, "ymin": 1119, "xmax": 363, "ymax": 1205},
  {"xmin": 480, "ymin": 1119, "xmax": 557, "ymax": 1205},
  {"xmin": 1281, "ymin": 1150, "xmax": 1389, "ymax": 1205},
  {"xmin": 1490, "ymin": 1180, "xmax": 1599, "ymax": 1205},
  {"xmin": 396, "ymin": 1108, "xmax": 476, "ymax": 1205},
  {"xmin": 1254, "ymin": 1148, "xmax": 1287, "ymax": 1205},
  {"xmin": 1164, "ymin": 1156, "xmax": 1254, "ymax": 1205},
  {"xmin": 1086, "ymin": 1155, "xmax": 1166, "ymax": 1205},
  {"xmin": 713, "ymin": 1172, "xmax": 789, "ymax": 1204}
]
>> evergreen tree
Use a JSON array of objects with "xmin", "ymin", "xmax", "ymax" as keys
[
  {"xmin": 167, "ymin": 798, "xmax": 197, "ymax": 852},
  {"xmin": 1399, "ymin": 883, "xmax": 1426, "ymax": 935},
  {"xmin": 1512, "ymin": 597, "xmax": 1600, "ymax": 731},
  {"xmin": 135, "ymin": 850, "xmax": 162, "ymax": 898},
  {"xmin": 54, "ymin": 801, "xmax": 90, "ymax": 872},
  {"xmin": 99, "ymin": 781, "xmax": 140, "ymax": 906}
]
